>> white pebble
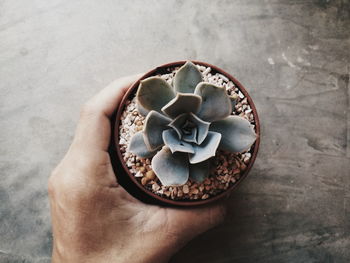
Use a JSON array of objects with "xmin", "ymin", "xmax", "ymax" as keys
[
  {"xmin": 228, "ymin": 81, "xmax": 234, "ymax": 88},
  {"xmin": 152, "ymin": 183, "xmax": 160, "ymax": 191},
  {"xmin": 135, "ymin": 171, "xmax": 143, "ymax": 177},
  {"xmin": 203, "ymin": 67, "xmax": 211, "ymax": 75},
  {"xmin": 218, "ymin": 73, "xmax": 229, "ymax": 82}
]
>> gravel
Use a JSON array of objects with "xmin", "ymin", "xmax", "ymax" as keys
[{"xmin": 118, "ymin": 64, "xmax": 256, "ymax": 201}]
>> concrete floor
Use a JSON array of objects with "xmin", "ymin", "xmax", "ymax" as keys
[{"xmin": 1, "ymin": 0, "xmax": 349, "ymax": 262}]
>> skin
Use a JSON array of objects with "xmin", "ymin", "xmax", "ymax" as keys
[{"xmin": 48, "ymin": 75, "xmax": 227, "ymax": 263}]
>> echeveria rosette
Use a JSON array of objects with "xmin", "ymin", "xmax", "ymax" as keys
[{"xmin": 128, "ymin": 61, "xmax": 257, "ymax": 186}]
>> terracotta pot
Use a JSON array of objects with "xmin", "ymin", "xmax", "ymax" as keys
[{"xmin": 109, "ymin": 61, "xmax": 260, "ymax": 207}]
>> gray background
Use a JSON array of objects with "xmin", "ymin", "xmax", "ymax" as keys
[{"xmin": 1, "ymin": 0, "xmax": 349, "ymax": 262}]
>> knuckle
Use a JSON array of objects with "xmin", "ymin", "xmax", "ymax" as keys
[{"xmin": 47, "ymin": 165, "xmax": 71, "ymax": 197}]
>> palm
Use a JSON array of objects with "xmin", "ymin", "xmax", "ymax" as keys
[{"xmin": 114, "ymin": 173, "xmax": 226, "ymax": 245}]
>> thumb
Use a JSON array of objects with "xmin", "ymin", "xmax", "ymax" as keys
[{"xmin": 72, "ymin": 74, "xmax": 142, "ymax": 152}]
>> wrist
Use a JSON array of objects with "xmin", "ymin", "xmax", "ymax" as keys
[
  {"xmin": 118, "ymin": 237, "xmax": 180, "ymax": 263},
  {"xmin": 51, "ymin": 236, "xmax": 180, "ymax": 263}
]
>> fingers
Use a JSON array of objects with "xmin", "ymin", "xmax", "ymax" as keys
[
  {"xmin": 190, "ymin": 203, "xmax": 227, "ymax": 233},
  {"xmin": 158, "ymin": 202, "xmax": 227, "ymax": 251},
  {"xmin": 167, "ymin": 202, "xmax": 227, "ymax": 241},
  {"xmin": 72, "ymin": 74, "xmax": 142, "ymax": 152}
]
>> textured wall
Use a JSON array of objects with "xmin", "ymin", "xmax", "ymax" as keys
[{"xmin": 0, "ymin": 0, "xmax": 349, "ymax": 262}]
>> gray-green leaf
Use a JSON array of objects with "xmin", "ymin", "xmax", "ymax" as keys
[
  {"xmin": 128, "ymin": 131, "xmax": 157, "ymax": 158},
  {"xmin": 194, "ymin": 82, "xmax": 232, "ymax": 122},
  {"xmin": 136, "ymin": 100, "xmax": 150, "ymax": 116},
  {"xmin": 189, "ymin": 131, "xmax": 221, "ymax": 164},
  {"xmin": 162, "ymin": 129, "xmax": 194, "ymax": 154},
  {"xmin": 161, "ymin": 93, "xmax": 202, "ymax": 118},
  {"xmin": 182, "ymin": 126, "xmax": 197, "ymax": 143},
  {"xmin": 173, "ymin": 61, "xmax": 202, "ymax": 93},
  {"xmin": 168, "ymin": 112, "xmax": 210, "ymax": 144},
  {"xmin": 143, "ymin": 111, "xmax": 171, "ymax": 151},
  {"xmin": 137, "ymin": 77, "xmax": 175, "ymax": 113},
  {"xmin": 189, "ymin": 160, "xmax": 210, "ymax": 183},
  {"xmin": 210, "ymin": 116, "xmax": 257, "ymax": 153},
  {"xmin": 152, "ymin": 146, "xmax": 189, "ymax": 186}
]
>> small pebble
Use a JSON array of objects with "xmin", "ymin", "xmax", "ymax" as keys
[
  {"xmin": 232, "ymin": 169, "xmax": 240, "ymax": 175},
  {"xmin": 203, "ymin": 67, "xmax": 211, "ymax": 75},
  {"xmin": 141, "ymin": 177, "xmax": 149, "ymax": 185},
  {"xmin": 146, "ymin": 170, "xmax": 156, "ymax": 180},
  {"xmin": 152, "ymin": 183, "xmax": 160, "ymax": 191},
  {"xmin": 190, "ymin": 188, "xmax": 199, "ymax": 195},
  {"xmin": 202, "ymin": 194, "xmax": 209, "ymax": 200},
  {"xmin": 135, "ymin": 171, "xmax": 143, "ymax": 177},
  {"xmin": 183, "ymin": 185, "xmax": 189, "ymax": 194}
]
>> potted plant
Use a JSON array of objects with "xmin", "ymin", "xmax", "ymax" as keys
[{"xmin": 110, "ymin": 61, "xmax": 260, "ymax": 206}]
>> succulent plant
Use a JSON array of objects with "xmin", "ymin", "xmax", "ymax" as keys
[{"xmin": 128, "ymin": 61, "xmax": 257, "ymax": 186}]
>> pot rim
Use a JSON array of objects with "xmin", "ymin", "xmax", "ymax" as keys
[{"xmin": 113, "ymin": 60, "xmax": 260, "ymax": 206}]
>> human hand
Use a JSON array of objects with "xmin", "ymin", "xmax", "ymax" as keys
[{"xmin": 48, "ymin": 75, "xmax": 227, "ymax": 263}]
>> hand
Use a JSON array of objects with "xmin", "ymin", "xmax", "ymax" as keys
[{"xmin": 48, "ymin": 75, "xmax": 227, "ymax": 263}]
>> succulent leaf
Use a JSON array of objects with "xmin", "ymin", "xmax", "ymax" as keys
[
  {"xmin": 161, "ymin": 93, "xmax": 202, "ymax": 118},
  {"xmin": 168, "ymin": 113, "xmax": 210, "ymax": 144},
  {"xmin": 189, "ymin": 131, "xmax": 221, "ymax": 164},
  {"xmin": 182, "ymin": 126, "xmax": 197, "ymax": 143},
  {"xmin": 191, "ymin": 114, "xmax": 210, "ymax": 144},
  {"xmin": 128, "ymin": 131, "xmax": 157, "ymax": 158},
  {"xmin": 173, "ymin": 61, "xmax": 202, "ymax": 93},
  {"xmin": 189, "ymin": 160, "xmax": 210, "ymax": 183},
  {"xmin": 210, "ymin": 116, "xmax": 257, "ymax": 153},
  {"xmin": 143, "ymin": 111, "xmax": 171, "ymax": 151},
  {"xmin": 168, "ymin": 113, "xmax": 186, "ymax": 139},
  {"xmin": 194, "ymin": 82, "xmax": 232, "ymax": 122},
  {"xmin": 152, "ymin": 146, "xmax": 189, "ymax": 186},
  {"xmin": 162, "ymin": 129, "xmax": 195, "ymax": 154},
  {"xmin": 137, "ymin": 77, "xmax": 175, "ymax": 113},
  {"xmin": 136, "ymin": 100, "xmax": 150, "ymax": 116}
]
